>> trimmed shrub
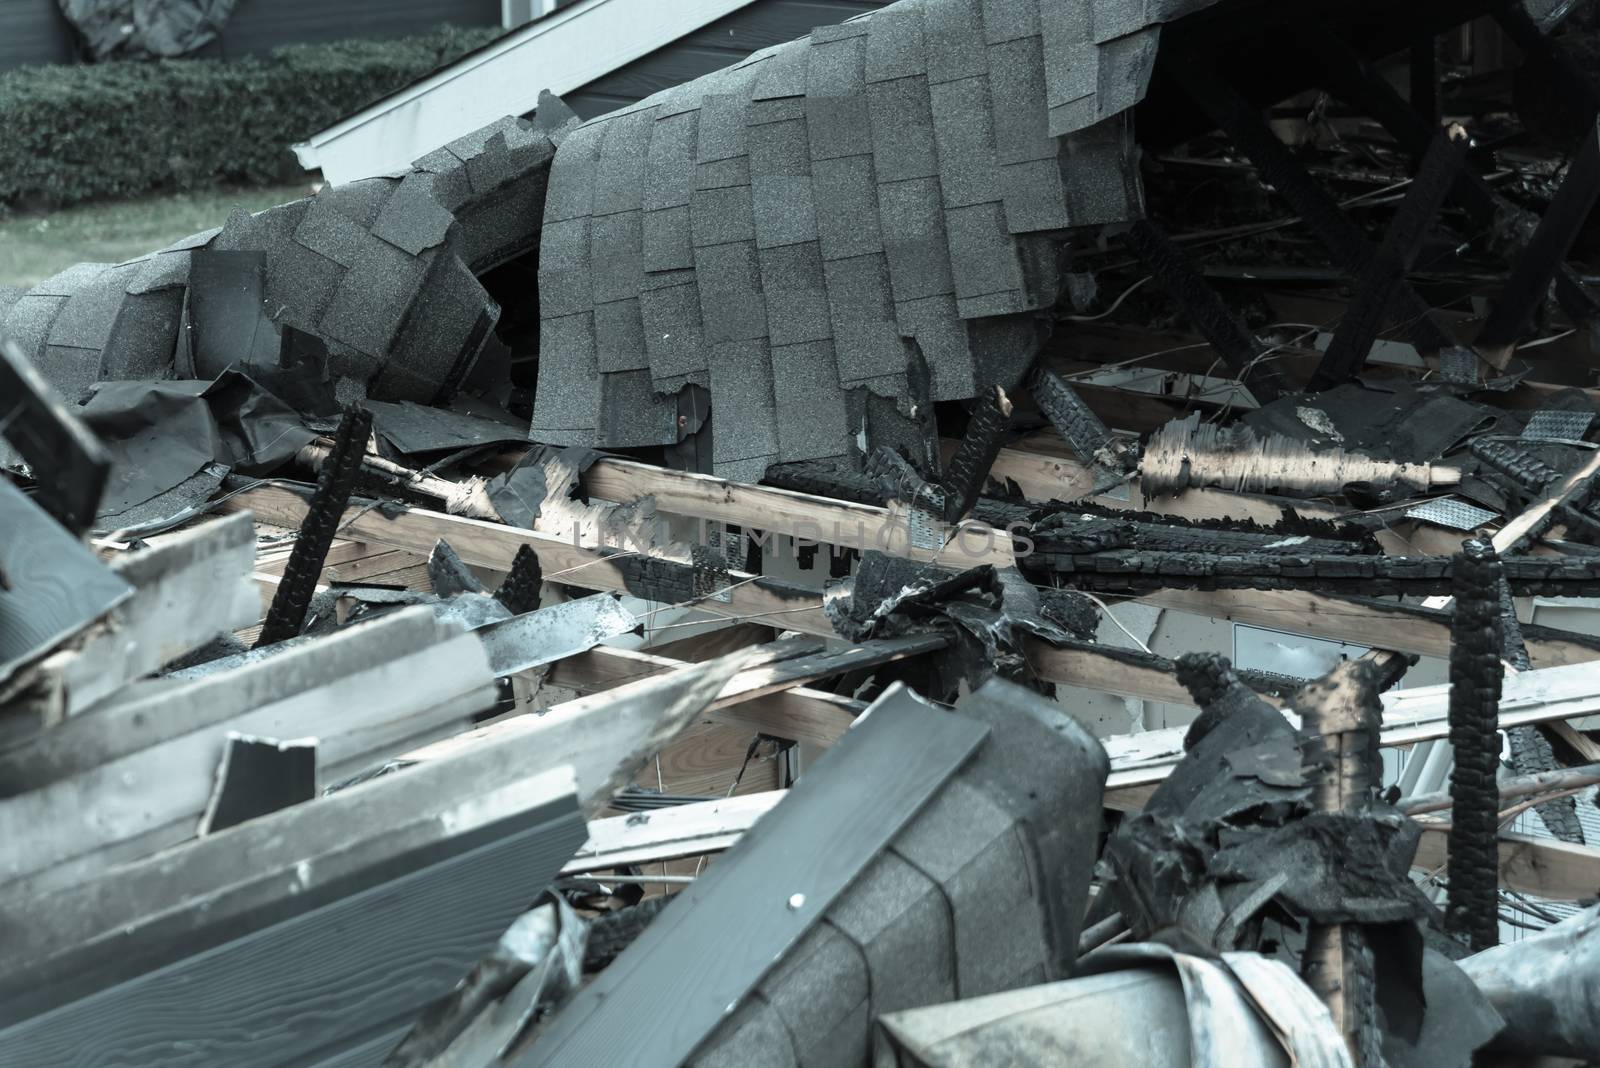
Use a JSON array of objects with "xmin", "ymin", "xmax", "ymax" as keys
[{"xmin": 0, "ymin": 25, "xmax": 500, "ymax": 209}]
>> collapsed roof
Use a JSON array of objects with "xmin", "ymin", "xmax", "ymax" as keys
[{"xmin": 6, "ymin": 0, "xmax": 1600, "ymax": 1064}]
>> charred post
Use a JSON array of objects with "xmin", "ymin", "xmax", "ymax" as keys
[
  {"xmin": 494, "ymin": 545, "xmax": 545, "ymax": 615},
  {"xmin": 255, "ymin": 406, "xmax": 373, "ymax": 648},
  {"xmin": 1446, "ymin": 538, "xmax": 1504, "ymax": 952}
]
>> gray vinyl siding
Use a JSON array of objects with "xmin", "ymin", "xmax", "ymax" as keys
[
  {"xmin": 564, "ymin": 0, "xmax": 892, "ymax": 120},
  {"xmin": 0, "ymin": 1, "xmax": 75, "ymax": 71}
]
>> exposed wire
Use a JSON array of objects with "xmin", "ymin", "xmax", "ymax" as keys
[
  {"xmin": 1077, "ymin": 591, "xmax": 1154, "ymax": 655},
  {"xmin": 1062, "ymin": 275, "xmax": 1153, "ymax": 322}
]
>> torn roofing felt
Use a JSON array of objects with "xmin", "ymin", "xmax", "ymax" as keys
[{"xmin": 75, "ymin": 371, "xmax": 316, "ymax": 532}]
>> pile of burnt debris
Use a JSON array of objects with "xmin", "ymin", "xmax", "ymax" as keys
[{"xmin": 8, "ymin": 0, "xmax": 1600, "ymax": 1064}]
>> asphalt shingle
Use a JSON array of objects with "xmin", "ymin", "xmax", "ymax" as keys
[
  {"xmin": 644, "ymin": 110, "xmax": 700, "ymax": 211},
  {"xmin": 641, "ymin": 281, "xmax": 710, "ymax": 382},
  {"xmin": 708, "ymin": 337, "xmax": 780, "ymax": 473},
  {"xmin": 594, "ymin": 296, "xmax": 651, "ymax": 373},
  {"xmin": 531, "ymin": 311, "xmax": 600, "ymax": 443},
  {"xmin": 929, "ymin": 75, "xmax": 1002, "ymax": 207},
  {"xmin": 537, "ymin": 217, "xmax": 594, "ymax": 318},
  {"xmin": 864, "ymin": 2, "xmax": 926, "ymax": 83},
  {"xmin": 695, "ymin": 240, "xmax": 768, "ymax": 345},
  {"xmin": 752, "ymin": 176, "xmax": 818, "ymax": 249},
  {"xmin": 749, "ymin": 118, "xmax": 811, "ymax": 178},
  {"xmin": 691, "ymin": 185, "xmax": 757, "ymax": 247},
  {"xmin": 591, "ymin": 210, "xmax": 644, "ymax": 304},
  {"xmin": 593, "ymin": 108, "xmax": 656, "ymax": 217},
  {"xmin": 772, "ymin": 339, "xmax": 851, "ymax": 461},
  {"xmin": 643, "ymin": 205, "xmax": 695, "ymax": 272},
  {"xmin": 981, "ymin": 0, "xmax": 1041, "ymax": 43},
  {"xmin": 922, "ymin": 0, "xmax": 988, "ymax": 84},
  {"xmin": 867, "ymin": 76, "xmax": 940, "ymax": 183},
  {"xmin": 542, "ymin": 119, "xmax": 604, "ymax": 222},
  {"xmin": 371, "ymin": 172, "xmax": 455, "ymax": 255},
  {"xmin": 812, "ymin": 155, "xmax": 884, "ymax": 261},
  {"xmin": 877, "ymin": 177, "xmax": 955, "ymax": 302},
  {"xmin": 758, "ymin": 241, "xmax": 832, "ymax": 346},
  {"xmin": 894, "ymin": 293, "xmax": 976, "ymax": 400},
  {"xmin": 698, "ymin": 93, "xmax": 752, "ymax": 163}
]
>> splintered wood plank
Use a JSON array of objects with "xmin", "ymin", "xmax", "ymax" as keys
[
  {"xmin": 325, "ymin": 549, "xmax": 425, "ymax": 583},
  {"xmin": 581, "ymin": 458, "xmax": 1016, "ymax": 569},
  {"xmin": 253, "ymin": 539, "xmax": 370, "ymax": 578},
  {"xmin": 550, "ymin": 645, "xmax": 862, "ymax": 746},
  {"xmin": 222, "ymin": 485, "xmax": 1329, "ymax": 712}
]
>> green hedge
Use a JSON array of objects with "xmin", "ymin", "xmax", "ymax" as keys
[{"xmin": 0, "ymin": 25, "xmax": 501, "ymax": 209}]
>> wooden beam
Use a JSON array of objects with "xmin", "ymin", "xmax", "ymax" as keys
[
  {"xmin": 226, "ymin": 485, "xmax": 836, "ymax": 637},
  {"xmin": 1412, "ymin": 827, "xmax": 1600, "ymax": 902},
  {"xmin": 1138, "ymin": 587, "xmax": 1600, "ymax": 668},
  {"xmin": 227, "ymin": 485, "xmax": 1233, "ymax": 709},
  {"xmin": 581, "ymin": 458, "xmax": 1015, "ymax": 569}
]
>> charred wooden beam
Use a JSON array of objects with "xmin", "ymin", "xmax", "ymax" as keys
[
  {"xmin": 1123, "ymin": 218, "xmax": 1287, "ymax": 401},
  {"xmin": 1024, "ymin": 546, "xmax": 1600, "ymax": 598},
  {"xmin": 1141, "ymin": 415, "xmax": 1458, "ymax": 498},
  {"xmin": 1310, "ymin": 129, "xmax": 1468, "ymax": 389},
  {"xmin": 1168, "ymin": 54, "xmax": 1457, "ymax": 355},
  {"xmin": 1296, "ymin": 661, "xmax": 1387, "ymax": 1063},
  {"xmin": 1023, "ymin": 365, "xmax": 1136, "ymax": 488},
  {"xmin": 256, "ymin": 405, "xmax": 373, "ymax": 648},
  {"xmin": 1476, "ymin": 119, "xmax": 1600, "ymax": 366}
]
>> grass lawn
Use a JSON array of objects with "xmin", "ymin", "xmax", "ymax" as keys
[{"xmin": 0, "ymin": 182, "xmax": 314, "ymax": 289}]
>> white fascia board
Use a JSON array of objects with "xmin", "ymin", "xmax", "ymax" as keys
[{"xmin": 295, "ymin": 0, "xmax": 759, "ymax": 184}]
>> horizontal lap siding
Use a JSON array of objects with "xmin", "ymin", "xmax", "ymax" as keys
[{"xmin": 565, "ymin": 0, "xmax": 892, "ymax": 119}]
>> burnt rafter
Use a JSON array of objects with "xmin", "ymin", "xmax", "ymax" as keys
[
  {"xmin": 1476, "ymin": 119, "xmax": 1600, "ymax": 365},
  {"xmin": 1309, "ymin": 128, "xmax": 1468, "ymax": 390},
  {"xmin": 938, "ymin": 386, "xmax": 1014, "ymax": 525},
  {"xmin": 1167, "ymin": 52, "xmax": 1458, "ymax": 356},
  {"xmin": 1304, "ymin": 26, "xmax": 1600, "ymax": 328},
  {"xmin": 1123, "ymin": 218, "xmax": 1289, "ymax": 401}
]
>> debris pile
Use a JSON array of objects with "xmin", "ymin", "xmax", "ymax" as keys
[{"xmin": 5, "ymin": 0, "xmax": 1600, "ymax": 1064}]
